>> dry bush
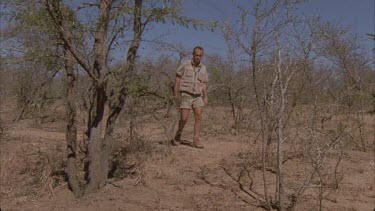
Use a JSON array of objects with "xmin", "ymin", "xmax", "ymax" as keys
[
  {"xmin": 109, "ymin": 118, "xmax": 154, "ymax": 185},
  {"xmin": 1, "ymin": 141, "xmax": 65, "ymax": 206},
  {"xmin": 205, "ymin": 105, "xmax": 258, "ymax": 136},
  {"xmin": 208, "ymin": 101, "xmax": 350, "ymax": 210},
  {"xmin": 193, "ymin": 144, "xmax": 278, "ymax": 209},
  {"xmin": 192, "ymin": 188, "xmax": 229, "ymax": 211},
  {"xmin": 297, "ymin": 109, "xmax": 345, "ymax": 210},
  {"xmin": 95, "ymin": 92, "xmax": 169, "ymax": 186},
  {"xmin": 205, "ymin": 107, "xmax": 239, "ymax": 135},
  {"xmin": 32, "ymin": 150, "xmax": 66, "ymax": 197}
]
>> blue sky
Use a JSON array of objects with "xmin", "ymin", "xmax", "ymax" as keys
[
  {"xmin": 1, "ymin": 0, "xmax": 372, "ymax": 61},
  {"xmin": 139, "ymin": 0, "xmax": 374, "ymax": 59}
]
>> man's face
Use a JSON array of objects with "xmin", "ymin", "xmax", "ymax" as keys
[{"xmin": 192, "ymin": 49, "xmax": 203, "ymax": 65}]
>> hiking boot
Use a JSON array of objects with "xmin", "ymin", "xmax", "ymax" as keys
[
  {"xmin": 170, "ymin": 139, "xmax": 180, "ymax": 146},
  {"xmin": 180, "ymin": 139, "xmax": 193, "ymax": 145},
  {"xmin": 192, "ymin": 137, "xmax": 204, "ymax": 148},
  {"xmin": 171, "ymin": 132, "xmax": 182, "ymax": 146}
]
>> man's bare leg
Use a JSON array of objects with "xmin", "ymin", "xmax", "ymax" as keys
[
  {"xmin": 193, "ymin": 106, "xmax": 204, "ymax": 148},
  {"xmin": 173, "ymin": 108, "xmax": 191, "ymax": 143}
]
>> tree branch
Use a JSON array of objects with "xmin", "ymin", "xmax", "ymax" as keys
[{"xmin": 44, "ymin": 0, "xmax": 98, "ymax": 82}]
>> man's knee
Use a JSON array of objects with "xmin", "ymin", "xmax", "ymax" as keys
[
  {"xmin": 180, "ymin": 109, "xmax": 190, "ymax": 122},
  {"xmin": 194, "ymin": 113, "xmax": 202, "ymax": 121},
  {"xmin": 180, "ymin": 118, "xmax": 188, "ymax": 124},
  {"xmin": 180, "ymin": 114, "xmax": 189, "ymax": 123}
]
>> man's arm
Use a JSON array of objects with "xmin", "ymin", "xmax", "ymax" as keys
[
  {"xmin": 174, "ymin": 74, "xmax": 181, "ymax": 101},
  {"xmin": 202, "ymin": 82, "xmax": 208, "ymax": 106}
]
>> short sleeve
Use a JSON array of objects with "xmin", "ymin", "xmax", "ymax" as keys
[
  {"xmin": 203, "ymin": 66, "xmax": 209, "ymax": 82},
  {"xmin": 175, "ymin": 62, "xmax": 185, "ymax": 77}
]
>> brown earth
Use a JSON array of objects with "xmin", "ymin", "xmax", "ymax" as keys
[{"xmin": 1, "ymin": 98, "xmax": 374, "ymax": 211}]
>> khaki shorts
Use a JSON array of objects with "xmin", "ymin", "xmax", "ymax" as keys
[{"xmin": 180, "ymin": 92, "xmax": 204, "ymax": 109}]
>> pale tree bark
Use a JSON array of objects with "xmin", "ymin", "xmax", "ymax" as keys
[
  {"xmin": 275, "ymin": 37, "xmax": 284, "ymax": 211},
  {"xmin": 274, "ymin": 33, "xmax": 299, "ymax": 210},
  {"xmin": 245, "ymin": 2, "xmax": 272, "ymax": 208}
]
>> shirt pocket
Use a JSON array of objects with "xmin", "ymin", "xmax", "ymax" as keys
[
  {"xmin": 197, "ymin": 72, "xmax": 206, "ymax": 82},
  {"xmin": 182, "ymin": 68, "xmax": 194, "ymax": 82}
]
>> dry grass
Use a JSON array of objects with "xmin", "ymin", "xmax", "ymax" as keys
[{"xmin": 0, "ymin": 135, "xmax": 65, "ymax": 207}]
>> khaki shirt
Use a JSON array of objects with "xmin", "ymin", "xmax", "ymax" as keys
[{"xmin": 176, "ymin": 60, "xmax": 208, "ymax": 95}]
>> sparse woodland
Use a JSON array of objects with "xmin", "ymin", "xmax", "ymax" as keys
[{"xmin": 1, "ymin": 0, "xmax": 374, "ymax": 210}]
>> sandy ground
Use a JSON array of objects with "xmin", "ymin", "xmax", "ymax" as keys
[{"xmin": 1, "ymin": 99, "xmax": 374, "ymax": 211}]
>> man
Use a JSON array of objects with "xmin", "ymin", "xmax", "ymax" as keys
[{"xmin": 171, "ymin": 46, "xmax": 208, "ymax": 148}]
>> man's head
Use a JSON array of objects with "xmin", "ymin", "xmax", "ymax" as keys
[{"xmin": 192, "ymin": 46, "xmax": 204, "ymax": 66}]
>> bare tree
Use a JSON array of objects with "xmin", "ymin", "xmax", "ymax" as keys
[
  {"xmin": 319, "ymin": 23, "xmax": 374, "ymax": 151},
  {"xmin": 229, "ymin": 1, "xmax": 299, "ymax": 209},
  {"xmin": 222, "ymin": 1, "xmax": 349, "ymax": 210},
  {"xmin": 214, "ymin": 22, "xmax": 250, "ymax": 131}
]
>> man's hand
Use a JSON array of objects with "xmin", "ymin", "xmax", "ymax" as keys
[
  {"xmin": 203, "ymin": 96, "xmax": 208, "ymax": 106},
  {"xmin": 174, "ymin": 94, "xmax": 180, "ymax": 104},
  {"xmin": 202, "ymin": 82, "xmax": 208, "ymax": 106},
  {"xmin": 174, "ymin": 75, "xmax": 181, "ymax": 104}
]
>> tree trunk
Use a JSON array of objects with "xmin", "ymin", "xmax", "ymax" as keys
[
  {"xmin": 104, "ymin": 88, "xmax": 127, "ymax": 179},
  {"xmin": 276, "ymin": 115, "xmax": 284, "ymax": 211},
  {"xmin": 64, "ymin": 41, "xmax": 83, "ymax": 197},
  {"xmin": 86, "ymin": 85, "xmax": 107, "ymax": 192},
  {"xmin": 228, "ymin": 87, "xmax": 237, "ymax": 128},
  {"xmin": 276, "ymin": 43, "xmax": 285, "ymax": 211},
  {"xmin": 358, "ymin": 97, "xmax": 366, "ymax": 151},
  {"xmin": 251, "ymin": 16, "xmax": 272, "ymax": 210},
  {"xmin": 85, "ymin": 0, "xmax": 113, "ymax": 192},
  {"xmin": 127, "ymin": 0, "xmax": 142, "ymax": 66}
]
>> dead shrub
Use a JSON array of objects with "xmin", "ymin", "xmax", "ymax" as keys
[
  {"xmin": 33, "ymin": 150, "xmax": 66, "ymax": 197},
  {"xmin": 109, "ymin": 131, "xmax": 153, "ymax": 185},
  {"xmin": 0, "ymin": 143, "xmax": 65, "ymax": 205}
]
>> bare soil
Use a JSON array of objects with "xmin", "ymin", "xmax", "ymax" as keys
[{"xmin": 1, "ymin": 98, "xmax": 374, "ymax": 211}]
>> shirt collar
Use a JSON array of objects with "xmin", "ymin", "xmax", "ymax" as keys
[{"xmin": 191, "ymin": 60, "xmax": 202, "ymax": 68}]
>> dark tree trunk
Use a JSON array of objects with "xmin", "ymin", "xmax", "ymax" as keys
[
  {"xmin": 86, "ymin": 85, "xmax": 107, "ymax": 192},
  {"xmin": 85, "ymin": 0, "xmax": 112, "ymax": 193},
  {"xmin": 64, "ymin": 40, "xmax": 83, "ymax": 197}
]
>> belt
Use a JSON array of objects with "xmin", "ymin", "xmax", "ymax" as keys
[{"xmin": 180, "ymin": 91, "xmax": 202, "ymax": 97}]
